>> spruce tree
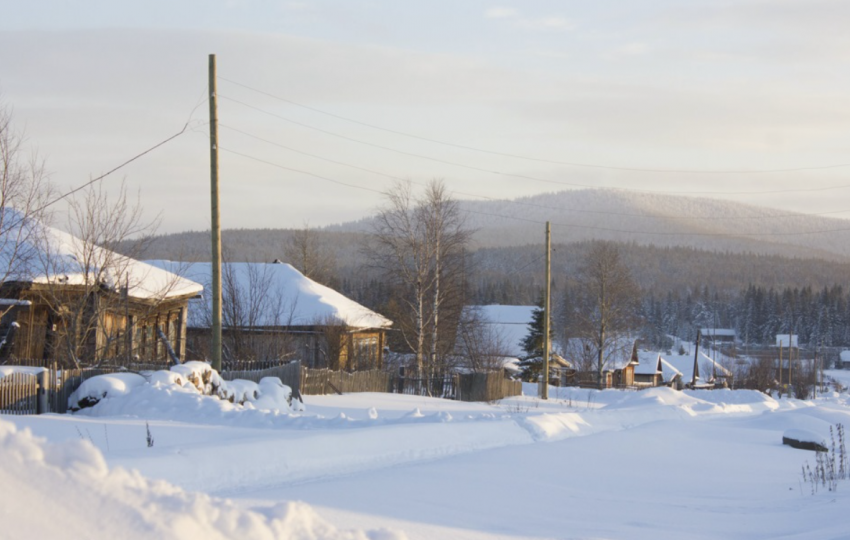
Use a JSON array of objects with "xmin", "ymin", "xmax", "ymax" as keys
[{"xmin": 518, "ymin": 296, "xmax": 554, "ymax": 381}]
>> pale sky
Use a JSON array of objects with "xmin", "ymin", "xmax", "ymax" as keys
[{"xmin": 1, "ymin": 1, "xmax": 849, "ymax": 233}]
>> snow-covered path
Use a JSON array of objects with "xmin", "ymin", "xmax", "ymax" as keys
[{"xmin": 6, "ymin": 385, "xmax": 850, "ymax": 539}]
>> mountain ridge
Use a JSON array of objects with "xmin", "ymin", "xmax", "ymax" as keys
[{"xmin": 325, "ymin": 188, "xmax": 850, "ymax": 260}]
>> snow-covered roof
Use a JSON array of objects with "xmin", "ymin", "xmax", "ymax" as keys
[
  {"xmin": 840, "ymin": 351, "xmax": 850, "ymax": 363},
  {"xmin": 634, "ymin": 351, "xmax": 662, "ymax": 376},
  {"xmin": 469, "ymin": 305, "xmax": 536, "ymax": 357},
  {"xmin": 0, "ymin": 211, "xmax": 202, "ymax": 301},
  {"xmin": 658, "ymin": 351, "xmax": 731, "ymax": 384},
  {"xmin": 659, "ymin": 358, "xmax": 683, "ymax": 381},
  {"xmin": 700, "ymin": 328, "xmax": 736, "ymax": 338},
  {"xmin": 147, "ymin": 261, "xmax": 392, "ymax": 329}
]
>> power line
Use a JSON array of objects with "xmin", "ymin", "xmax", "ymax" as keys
[
  {"xmin": 218, "ymin": 146, "xmax": 386, "ymax": 195},
  {"xmin": 218, "ymin": 94, "xmax": 850, "ymax": 197},
  {"xmin": 35, "ymin": 121, "xmax": 194, "ymax": 215},
  {"xmin": 219, "ymin": 122, "xmax": 850, "ymax": 223},
  {"xmin": 219, "ymin": 145, "xmax": 850, "ymax": 239},
  {"xmin": 218, "ymin": 75, "xmax": 850, "ymax": 175}
]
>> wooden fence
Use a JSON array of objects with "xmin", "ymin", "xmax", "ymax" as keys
[
  {"xmin": 300, "ymin": 368, "xmax": 392, "ymax": 396},
  {"xmin": 221, "ymin": 362, "xmax": 303, "ymax": 396},
  {"xmin": 455, "ymin": 372, "xmax": 523, "ymax": 402},
  {"xmin": 2, "ymin": 360, "xmax": 522, "ymax": 415},
  {"xmin": 0, "ymin": 373, "xmax": 38, "ymax": 415}
]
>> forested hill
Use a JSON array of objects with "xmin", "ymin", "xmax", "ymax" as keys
[
  {"xmin": 469, "ymin": 242, "xmax": 850, "ymax": 306},
  {"xmin": 136, "ymin": 228, "xmax": 850, "ymax": 307},
  {"xmin": 134, "ymin": 188, "xmax": 850, "ymax": 307},
  {"xmin": 330, "ymin": 189, "xmax": 850, "ymax": 260}
]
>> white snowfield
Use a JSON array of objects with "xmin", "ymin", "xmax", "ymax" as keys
[
  {"xmin": 0, "ymin": 421, "xmax": 403, "ymax": 540},
  {"xmin": 5, "ymin": 382, "xmax": 850, "ymax": 540}
]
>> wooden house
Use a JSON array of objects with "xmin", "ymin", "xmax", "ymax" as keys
[
  {"xmin": 840, "ymin": 351, "xmax": 850, "ymax": 369},
  {"xmin": 634, "ymin": 351, "xmax": 664, "ymax": 387},
  {"xmin": 0, "ymin": 218, "xmax": 203, "ymax": 366},
  {"xmin": 148, "ymin": 261, "xmax": 392, "ymax": 371},
  {"xmin": 700, "ymin": 328, "xmax": 736, "ymax": 343},
  {"xmin": 565, "ymin": 338, "xmax": 638, "ymax": 388}
]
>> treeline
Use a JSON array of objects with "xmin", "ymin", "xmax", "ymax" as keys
[
  {"xmin": 640, "ymin": 284, "xmax": 850, "ymax": 348},
  {"xmin": 137, "ymin": 228, "xmax": 850, "ymax": 349}
]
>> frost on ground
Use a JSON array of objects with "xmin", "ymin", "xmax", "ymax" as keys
[{"xmin": 0, "ymin": 419, "xmax": 405, "ymax": 540}]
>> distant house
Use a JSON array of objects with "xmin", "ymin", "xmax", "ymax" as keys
[
  {"xmin": 148, "ymin": 261, "xmax": 392, "ymax": 370},
  {"xmin": 0, "ymin": 216, "xmax": 203, "ymax": 365},
  {"xmin": 470, "ymin": 305, "xmax": 536, "ymax": 358},
  {"xmin": 660, "ymin": 350, "xmax": 733, "ymax": 389},
  {"xmin": 634, "ymin": 351, "xmax": 665, "ymax": 387},
  {"xmin": 840, "ymin": 351, "xmax": 850, "ymax": 369},
  {"xmin": 775, "ymin": 334, "xmax": 799, "ymax": 348},
  {"xmin": 565, "ymin": 338, "xmax": 638, "ymax": 388},
  {"xmin": 700, "ymin": 328, "xmax": 736, "ymax": 343}
]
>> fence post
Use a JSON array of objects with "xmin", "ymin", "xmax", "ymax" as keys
[{"xmin": 36, "ymin": 371, "xmax": 48, "ymax": 414}]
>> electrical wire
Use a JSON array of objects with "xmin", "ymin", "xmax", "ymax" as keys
[
  {"xmin": 218, "ymin": 144, "xmax": 850, "ymax": 238},
  {"xmin": 218, "ymin": 94, "xmax": 850, "ymax": 197},
  {"xmin": 218, "ymin": 123, "xmax": 850, "ymax": 223},
  {"xmin": 218, "ymin": 75, "xmax": 850, "ymax": 175}
]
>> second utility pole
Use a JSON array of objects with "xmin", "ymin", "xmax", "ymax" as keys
[
  {"xmin": 209, "ymin": 54, "xmax": 222, "ymax": 372},
  {"xmin": 541, "ymin": 221, "xmax": 551, "ymax": 400}
]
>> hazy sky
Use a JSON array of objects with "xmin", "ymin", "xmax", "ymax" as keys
[{"xmin": 1, "ymin": 0, "xmax": 849, "ymax": 233}]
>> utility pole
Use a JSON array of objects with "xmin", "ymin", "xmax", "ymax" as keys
[
  {"xmin": 788, "ymin": 335, "xmax": 793, "ymax": 388},
  {"xmin": 692, "ymin": 329, "xmax": 701, "ymax": 388},
  {"xmin": 541, "ymin": 221, "xmax": 551, "ymax": 400},
  {"xmin": 209, "ymin": 54, "xmax": 222, "ymax": 372}
]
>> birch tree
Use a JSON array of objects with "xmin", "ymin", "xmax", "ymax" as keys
[{"xmin": 365, "ymin": 180, "xmax": 470, "ymax": 377}]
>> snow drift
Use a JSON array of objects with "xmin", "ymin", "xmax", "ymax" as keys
[{"xmin": 0, "ymin": 419, "xmax": 405, "ymax": 540}]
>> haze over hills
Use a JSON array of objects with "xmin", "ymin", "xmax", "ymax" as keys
[{"xmin": 329, "ymin": 189, "xmax": 850, "ymax": 260}]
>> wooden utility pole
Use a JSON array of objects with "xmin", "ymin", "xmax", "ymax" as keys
[
  {"xmin": 788, "ymin": 336, "xmax": 793, "ymax": 388},
  {"xmin": 208, "ymin": 54, "xmax": 222, "ymax": 372},
  {"xmin": 692, "ymin": 329, "xmax": 701, "ymax": 387},
  {"xmin": 541, "ymin": 221, "xmax": 551, "ymax": 400}
]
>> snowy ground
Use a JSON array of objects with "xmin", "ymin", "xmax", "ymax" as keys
[{"xmin": 4, "ymin": 382, "xmax": 850, "ymax": 539}]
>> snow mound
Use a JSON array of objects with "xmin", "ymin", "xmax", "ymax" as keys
[
  {"xmin": 783, "ymin": 428, "xmax": 825, "ymax": 445},
  {"xmin": 0, "ymin": 419, "xmax": 406, "ymax": 539},
  {"xmin": 68, "ymin": 373, "xmax": 147, "ymax": 409},
  {"xmin": 70, "ymin": 364, "xmax": 297, "ymax": 421}
]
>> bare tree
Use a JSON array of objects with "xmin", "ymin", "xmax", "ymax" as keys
[
  {"xmin": 570, "ymin": 242, "xmax": 640, "ymax": 389},
  {"xmin": 193, "ymin": 262, "xmax": 297, "ymax": 364},
  {"xmin": 283, "ymin": 223, "xmax": 337, "ymax": 287},
  {"xmin": 455, "ymin": 306, "xmax": 511, "ymax": 373},
  {"xmin": 0, "ymin": 101, "xmax": 53, "ymax": 293},
  {"xmin": 364, "ymin": 180, "xmax": 470, "ymax": 378},
  {"xmin": 32, "ymin": 183, "xmax": 181, "ymax": 367}
]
